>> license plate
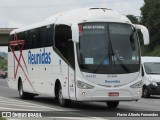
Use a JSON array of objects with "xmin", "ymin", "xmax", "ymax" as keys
[{"xmin": 108, "ymin": 92, "xmax": 119, "ymax": 96}]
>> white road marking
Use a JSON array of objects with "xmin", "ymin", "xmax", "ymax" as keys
[
  {"xmin": 0, "ymin": 96, "xmax": 107, "ymax": 119},
  {"xmin": 0, "ymin": 102, "xmax": 48, "ymax": 109},
  {"xmin": 0, "ymin": 106, "xmax": 40, "ymax": 111},
  {"xmin": 0, "ymin": 100, "xmax": 49, "ymax": 108},
  {"xmin": 7, "ymin": 118, "xmax": 108, "ymax": 120},
  {"xmin": 53, "ymin": 117, "xmax": 108, "ymax": 120},
  {"xmin": 0, "ymin": 79, "xmax": 7, "ymax": 81},
  {"xmin": 8, "ymin": 119, "xmax": 23, "ymax": 120},
  {"xmin": 0, "ymin": 99, "xmax": 51, "ymax": 107},
  {"xmin": 120, "ymin": 103, "xmax": 160, "ymax": 111},
  {"xmin": 0, "ymin": 96, "xmax": 63, "ymax": 111},
  {"xmin": 0, "ymin": 85, "xmax": 8, "ymax": 88}
]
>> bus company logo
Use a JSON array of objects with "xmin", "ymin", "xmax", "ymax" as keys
[
  {"xmin": 28, "ymin": 48, "xmax": 51, "ymax": 64},
  {"xmin": 105, "ymin": 80, "xmax": 120, "ymax": 83}
]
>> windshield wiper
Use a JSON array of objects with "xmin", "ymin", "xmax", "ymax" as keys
[
  {"xmin": 109, "ymin": 39, "xmax": 130, "ymax": 73},
  {"xmin": 113, "ymin": 55, "xmax": 131, "ymax": 73}
]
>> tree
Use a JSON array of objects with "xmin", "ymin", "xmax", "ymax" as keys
[
  {"xmin": 126, "ymin": 15, "xmax": 139, "ymax": 24},
  {"xmin": 0, "ymin": 57, "xmax": 7, "ymax": 70},
  {"xmin": 141, "ymin": 0, "xmax": 160, "ymax": 52}
]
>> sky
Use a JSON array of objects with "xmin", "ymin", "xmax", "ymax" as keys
[{"xmin": 0, "ymin": 0, "xmax": 144, "ymax": 52}]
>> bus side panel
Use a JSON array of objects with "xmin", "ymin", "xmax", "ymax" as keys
[
  {"xmin": 7, "ymin": 51, "xmax": 34, "ymax": 93},
  {"xmin": 19, "ymin": 50, "xmax": 35, "ymax": 94},
  {"xmin": 52, "ymin": 52, "xmax": 70, "ymax": 99},
  {"xmin": 26, "ymin": 47, "xmax": 54, "ymax": 95},
  {"xmin": 31, "ymin": 65, "xmax": 54, "ymax": 95},
  {"xmin": 8, "ymin": 52, "xmax": 17, "ymax": 90},
  {"xmin": 8, "ymin": 67, "xmax": 17, "ymax": 90}
]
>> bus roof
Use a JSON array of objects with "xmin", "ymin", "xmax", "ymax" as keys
[
  {"xmin": 141, "ymin": 56, "xmax": 160, "ymax": 63},
  {"xmin": 10, "ymin": 7, "xmax": 132, "ymax": 34}
]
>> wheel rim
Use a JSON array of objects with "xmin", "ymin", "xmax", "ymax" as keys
[
  {"xmin": 143, "ymin": 88, "xmax": 147, "ymax": 96},
  {"xmin": 19, "ymin": 84, "xmax": 23, "ymax": 96},
  {"xmin": 59, "ymin": 89, "xmax": 63, "ymax": 104}
]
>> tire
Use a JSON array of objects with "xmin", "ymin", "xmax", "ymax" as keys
[
  {"xmin": 142, "ymin": 86, "xmax": 150, "ymax": 98},
  {"xmin": 57, "ymin": 85, "xmax": 71, "ymax": 107},
  {"xmin": 106, "ymin": 101, "xmax": 119, "ymax": 108},
  {"xmin": 19, "ymin": 81, "xmax": 35, "ymax": 99}
]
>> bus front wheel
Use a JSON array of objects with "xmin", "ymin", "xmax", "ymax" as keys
[
  {"xmin": 57, "ymin": 85, "xmax": 71, "ymax": 107},
  {"xmin": 106, "ymin": 101, "xmax": 119, "ymax": 108},
  {"xmin": 142, "ymin": 86, "xmax": 150, "ymax": 98}
]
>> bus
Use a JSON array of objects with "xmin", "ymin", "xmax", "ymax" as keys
[{"xmin": 8, "ymin": 8, "xmax": 150, "ymax": 108}]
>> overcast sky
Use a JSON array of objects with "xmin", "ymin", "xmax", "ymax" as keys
[{"xmin": 0, "ymin": 0, "xmax": 144, "ymax": 52}]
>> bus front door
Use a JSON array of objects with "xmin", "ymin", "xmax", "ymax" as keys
[{"xmin": 68, "ymin": 67, "xmax": 76, "ymax": 100}]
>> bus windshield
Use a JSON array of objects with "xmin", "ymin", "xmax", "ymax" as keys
[
  {"xmin": 144, "ymin": 62, "xmax": 160, "ymax": 74},
  {"xmin": 77, "ymin": 22, "xmax": 140, "ymax": 74}
]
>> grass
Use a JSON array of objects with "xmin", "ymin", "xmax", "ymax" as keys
[
  {"xmin": 0, "ymin": 57, "xmax": 7, "ymax": 70},
  {"xmin": 0, "ymin": 117, "xmax": 6, "ymax": 120},
  {"xmin": 141, "ymin": 44, "xmax": 160, "ymax": 57}
]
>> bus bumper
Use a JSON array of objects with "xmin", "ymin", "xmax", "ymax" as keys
[{"xmin": 76, "ymin": 88, "xmax": 141, "ymax": 101}]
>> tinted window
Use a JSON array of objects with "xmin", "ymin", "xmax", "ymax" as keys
[
  {"xmin": 8, "ymin": 35, "xmax": 14, "ymax": 52},
  {"xmin": 77, "ymin": 22, "xmax": 140, "ymax": 74},
  {"xmin": 39, "ymin": 25, "xmax": 54, "ymax": 47},
  {"xmin": 144, "ymin": 62, "xmax": 160, "ymax": 74},
  {"xmin": 9, "ymin": 24, "xmax": 54, "ymax": 51},
  {"xmin": 55, "ymin": 25, "xmax": 75, "ymax": 68}
]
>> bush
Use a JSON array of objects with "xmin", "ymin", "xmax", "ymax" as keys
[{"xmin": 0, "ymin": 117, "xmax": 6, "ymax": 120}]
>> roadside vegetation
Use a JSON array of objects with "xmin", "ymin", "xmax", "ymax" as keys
[
  {"xmin": 127, "ymin": 0, "xmax": 160, "ymax": 57},
  {"xmin": 0, "ymin": 117, "xmax": 6, "ymax": 120},
  {"xmin": 0, "ymin": 56, "xmax": 7, "ymax": 70}
]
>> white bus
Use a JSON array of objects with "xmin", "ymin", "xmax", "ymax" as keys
[{"xmin": 8, "ymin": 8, "xmax": 150, "ymax": 108}]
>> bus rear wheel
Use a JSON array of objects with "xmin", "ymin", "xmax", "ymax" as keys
[
  {"xmin": 106, "ymin": 101, "xmax": 119, "ymax": 108},
  {"xmin": 57, "ymin": 85, "xmax": 71, "ymax": 107},
  {"xmin": 19, "ymin": 81, "xmax": 35, "ymax": 99}
]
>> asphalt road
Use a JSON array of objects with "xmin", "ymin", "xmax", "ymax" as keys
[{"xmin": 0, "ymin": 78, "xmax": 160, "ymax": 120}]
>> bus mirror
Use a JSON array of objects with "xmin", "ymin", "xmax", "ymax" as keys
[
  {"xmin": 134, "ymin": 24, "xmax": 150, "ymax": 45},
  {"xmin": 72, "ymin": 24, "xmax": 79, "ymax": 43}
]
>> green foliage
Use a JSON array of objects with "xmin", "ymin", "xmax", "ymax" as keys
[
  {"xmin": 126, "ymin": 15, "xmax": 139, "ymax": 24},
  {"xmin": 141, "ymin": 44, "xmax": 160, "ymax": 56},
  {"xmin": 0, "ymin": 57, "xmax": 7, "ymax": 70},
  {"xmin": 140, "ymin": 0, "xmax": 160, "ymax": 56},
  {"xmin": 0, "ymin": 117, "xmax": 6, "ymax": 120}
]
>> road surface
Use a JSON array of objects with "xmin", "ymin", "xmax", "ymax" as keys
[{"xmin": 0, "ymin": 78, "xmax": 159, "ymax": 120}]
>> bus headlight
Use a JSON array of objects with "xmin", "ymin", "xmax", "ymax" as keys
[
  {"xmin": 77, "ymin": 81, "xmax": 94, "ymax": 89},
  {"xmin": 130, "ymin": 81, "xmax": 142, "ymax": 88}
]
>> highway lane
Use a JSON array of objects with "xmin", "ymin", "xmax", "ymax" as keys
[{"xmin": 0, "ymin": 78, "xmax": 160, "ymax": 120}]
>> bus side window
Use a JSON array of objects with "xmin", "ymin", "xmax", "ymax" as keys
[
  {"xmin": 55, "ymin": 25, "xmax": 75, "ymax": 69},
  {"xmin": 39, "ymin": 25, "xmax": 54, "ymax": 47},
  {"xmin": 8, "ymin": 35, "xmax": 14, "ymax": 52}
]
